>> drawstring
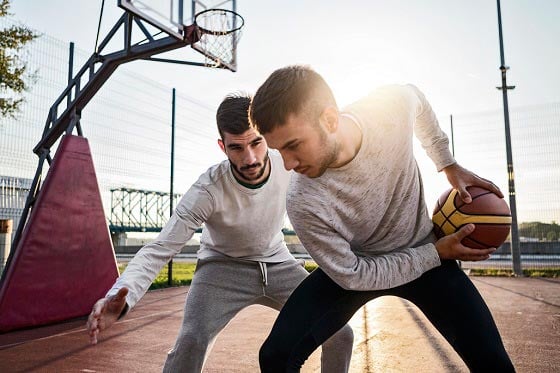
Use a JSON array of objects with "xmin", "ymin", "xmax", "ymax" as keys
[{"xmin": 258, "ymin": 262, "xmax": 268, "ymax": 286}]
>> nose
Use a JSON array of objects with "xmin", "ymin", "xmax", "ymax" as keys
[
  {"xmin": 243, "ymin": 147, "xmax": 257, "ymax": 165},
  {"xmin": 280, "ymin": 152, "xmax": 298, "ymax": 171}
]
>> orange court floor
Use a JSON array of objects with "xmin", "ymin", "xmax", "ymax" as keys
[{"xmin": 0, "ymin": 276, "xmax": 558, "ymax": 373}]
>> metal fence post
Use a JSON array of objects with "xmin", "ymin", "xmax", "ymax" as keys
[
  {"xmin": 167, "ymin": 88, "xmax": 176, "ymax": 286},
  {"xmin": 0, "ymin": 219, "xmax": 13, "ymax": 274},
  {"xmin": 496, "ymin": 0, "xmax": 522, "ymax": 276}
]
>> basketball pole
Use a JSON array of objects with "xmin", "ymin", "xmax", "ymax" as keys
[{"xmin": 496, "ymin": 0, "xmax": 522, "ymax": 276}]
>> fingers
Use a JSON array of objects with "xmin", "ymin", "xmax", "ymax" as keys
[
  {"xmin": 91, "ymin": 299, "xmax": 105, "ymax": 318},
  {"xmin": 459, "ymin": 180, "xmax": 504, "ymax": 203},
  {"xmin": 86, "ymin": 290, "xmax": 129, "ymax": 346},
  {"xmin": 115, "ymin": 287, "xmax": 129, "ymax": 301},
  {"xmin": 87, "ymin": 311, "xmax": 99, "ymax": 345},
  {"xmin": 90, "ymin": 329, "xmax": 99, "ymax": 345},
  {"xmin": 480, "ymin": 178, "xmax": 504, "ymax": 198},
  {"xmin": 445, "ymin": 163, "xmax": 504, "ymax": 201},
  {"xmin": 87, "ymin": 299, "xmax": 105, "ymax": 329},
  {"xmin": 459, "ymin": 247, "xmax": 496, "ymax": 261},
  {"xmin": 454, "ymin": 226, "xmax": 496, "ymax": 260},
  {"xmin": 86, "ymin": 297, "xmax": 108, "ymax": 345},
  {"xmin": 88, "ymin": 323, "xmax": 99, "ymax": 345},
  {"xmin": 91, "ymin": 298, "xmax": 106, "ymax": 317},
  {"xmin": 435, "ymin": 224, "xmax": 497, "ymax": 261},
  {"xmin": 454, "ymin": 224, "xmax": 475, "ymax": 241},
  {"xmin": 456, "ymin": 185, "xmax": 472, "ymax": 203},
  {"xmin": 106, "ymin": 289, "xmax": 128, "ymax": 317}
]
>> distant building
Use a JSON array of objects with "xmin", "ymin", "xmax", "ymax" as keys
[
  {"xmin": 519, "ymin": 236, "xmax": 540, "ymax": 242},
  {"xmin": 0, "ymin": 176, "xmax": 32, "ymax": 242}
]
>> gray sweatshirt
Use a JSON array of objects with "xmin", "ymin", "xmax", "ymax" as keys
[
  {"xmin": 107, "ymin": 150, "xmax": 293, "ymax": 308},
  {"xmin": 287, "ymin": 84, "xmax": 456, "ymax": 291}
]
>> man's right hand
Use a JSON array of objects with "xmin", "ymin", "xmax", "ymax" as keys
[
  {"xmin": 435, "ymin": 224, "xmax": 496, "ymax": 261},
  {"xmin": 86, "ymin": 287, "xmax": 128, "ymax": 345}
]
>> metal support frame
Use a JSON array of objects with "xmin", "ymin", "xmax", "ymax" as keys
[{"xmin": 8, "ymin": 11, "xmax": 197, "ymax": 261}]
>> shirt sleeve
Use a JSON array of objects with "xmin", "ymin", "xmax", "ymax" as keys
[
  {"xmin": 405, "ymin": 84, "xmax": 456, "ymax": 171},
  {"xmin": 289, "ymin": 204, "xmax": 441, "ymax": 291},
  {"xmin": 105, "ymin": 182, "xmax": 214, "ymax": 311}
]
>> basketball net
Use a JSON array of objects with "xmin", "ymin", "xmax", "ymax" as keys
[{"xmin": 196, "ymin": 9, "xmax": 243, "ymax": 69}]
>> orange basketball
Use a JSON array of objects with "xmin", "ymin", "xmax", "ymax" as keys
[{"xmin": 432, "ymin": 186, "xmax": 512, "ymax": 249}]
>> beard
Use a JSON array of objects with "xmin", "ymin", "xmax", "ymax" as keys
[
  {"xmin": 307, "ymin": 124, "xmax": 338, "ymax": 178},
  {"xmin": 315, "ymin": 140, "xmax": 338, "ymax": 177},
  {"xmin": 231, "ymin": 151, "xmax": 270, "ymax": 182}
]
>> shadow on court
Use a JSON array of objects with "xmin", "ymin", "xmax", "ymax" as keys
[{"xmin": 0, "ymin": 277, "xmax": 558, "ymax": 372}]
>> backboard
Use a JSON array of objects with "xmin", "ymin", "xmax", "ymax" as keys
[{"xmin": 118, "ymin": 0, "xmax": 242, "ymax": 71}]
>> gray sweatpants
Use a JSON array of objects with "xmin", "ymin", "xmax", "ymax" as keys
[{"xmin": 162, "ymin": 257, "xmax": 354, "ymax": 372}]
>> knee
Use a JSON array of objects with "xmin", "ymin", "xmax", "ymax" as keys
[
  {"xmin": 177, "ymin": 328, "xmax": 212, "ymax": 354},
  {"xmin": 337, "ymin": 324, "xmax": 354, "ymax": 345},
  {"xmin": 163, "ymin": 330, "xmax": 211, "ymax": 372},
  {"xmin": 323, "ymin": 324, "xmax": 354, "ymax": 350}
]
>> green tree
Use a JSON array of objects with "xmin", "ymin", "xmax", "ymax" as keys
[
  {"xmin": 520, "ymin": 221, "xmax": 560, "ymax": 241},
  {"xmin": 0, "ymin": 0, "xmax": 38, "ymax": 118}
]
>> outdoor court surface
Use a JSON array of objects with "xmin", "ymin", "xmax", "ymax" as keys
[{"xmin": 0, "ymin": 276, "xmax": 558, "ymax": 372}]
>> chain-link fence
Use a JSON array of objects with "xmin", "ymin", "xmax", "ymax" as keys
[
  {"xmin": 1, "ymin": 17, "xmax": 559, "ymax": 275},
  {"xmin": 439, "ymin": 105, "xmax": 560, "ymax": 272},
  {"xmin": 0, "ymin": 16, "xmax": 224, "ymax": 250}
]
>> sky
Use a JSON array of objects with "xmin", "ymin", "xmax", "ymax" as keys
[
  {"xmin": 10, "ymin": 0, "xmax": 560, "ymax": 113},
  {"xmin": 6, "ymin": 0, "xmax": 560, "ymax": 224}
]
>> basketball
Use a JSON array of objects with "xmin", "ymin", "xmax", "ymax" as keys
[{"xmin": 432, "ymin": 186, "xmax": 512, "ymax": 249}]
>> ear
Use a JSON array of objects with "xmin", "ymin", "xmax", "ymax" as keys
[
  {"xmin": 321, "ymin": 106, "xmax": 339, "ymax": 133},
  {"xmin": 218, "ymin": 139, "xmax": 226, "ymax": 154}
]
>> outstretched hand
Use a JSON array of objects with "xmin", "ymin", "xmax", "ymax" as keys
[
  {"xmin": 435, "ymin": 224, "xmax": 496, "ymax": 261},
  {"xmin": 86, "ymin": 287, "xmax": 128, "ymax": 345},
  {"xmin": 443, "ymin": 163, "xmax": 503, "ymax": 203}
]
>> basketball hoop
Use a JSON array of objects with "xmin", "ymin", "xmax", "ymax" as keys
[{"xmin": 192, "ymin": 8, "xmax": 244, "ymax": 70}]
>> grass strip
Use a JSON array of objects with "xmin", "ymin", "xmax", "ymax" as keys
[{"xmin": 118, "ymin": 262, "xmax": 557, "ymax": 290}]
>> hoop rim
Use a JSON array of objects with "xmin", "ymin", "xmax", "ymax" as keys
[{"xmin": 193, "ymin": 8, "xmax": 245, "ymax": 36}]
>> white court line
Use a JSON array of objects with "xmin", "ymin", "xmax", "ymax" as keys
[
  {"xmin": 0, "ymin": 308, "xmax": 182, "ymax": 349},
  {"xmin": 2, "ymin": 302, "xmax": 416, "ymax": 349}
]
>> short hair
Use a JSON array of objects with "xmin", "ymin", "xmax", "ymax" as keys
[
  {"xmin": 249, "ymin": 65, "xmax": 337, "ymax": 134},
  {"xmin": 216, "ymin": 92, "xmax": 252, "ymax": 139}
]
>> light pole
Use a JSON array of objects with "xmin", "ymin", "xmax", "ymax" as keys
[{"xmin": 496, "ymin": 0, "xmax": 522, "ymax": 276}]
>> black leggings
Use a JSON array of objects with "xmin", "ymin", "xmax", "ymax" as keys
[{"xmin": 259, "ymin": 260, "xmax": 514, "ymax": 372}]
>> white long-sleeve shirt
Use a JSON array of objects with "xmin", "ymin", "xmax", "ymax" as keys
[
  {"xmin": 107, "ymin": 150, "xmax": 293, "ymax": 309},
  {"xmin": 287, "ymin": 84, "xmax": 456, "ymax": 291}
]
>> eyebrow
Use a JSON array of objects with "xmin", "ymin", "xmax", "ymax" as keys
[
  {"xmin": 250, "ymin": 136, "xmax": 264, "ymax": 144},
  {"xmin": 279, "ymin": 139, "xmax": 298, "ymax": 150},
  {"xmin": 226, "ymin": 136, "xmax": 264, "ymax": 149}
]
